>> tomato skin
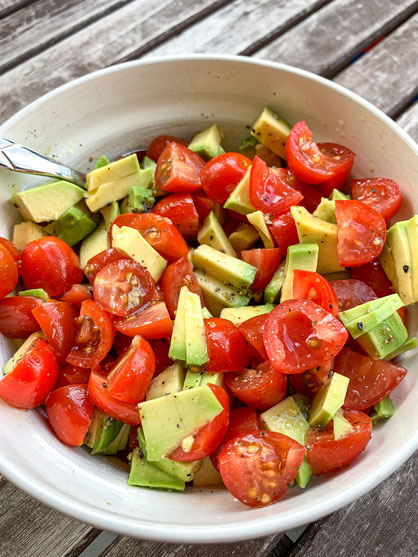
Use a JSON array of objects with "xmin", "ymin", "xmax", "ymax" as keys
[
  {"xmin": 334, "ymin": 347, "xmax": 407, "ymax": 410},
  {"xmin": 85, "ymin": 249, "xmax": 129, "ymax": 285},
  {"xmin": 314, "ymin": 143, "xmax": 355, "ymax": 196},
  {"xmin": 46, "ymin": 384, "xmax": 93, "ymax": 446},
  {"xmin": 115, "ymin": 301, "xmax": 172, "ymax": 339},
  {"xmin": 88, "ymin": 367, "xmax": 140, "ymax": 425},
  {"xmin": 225, "ymin": 361, "xmax": 287, "ymax": 411},
  {"xmin": 219, "ymin": 430, "xmax": 305, "ymax": 508},
  {"xmin": 0, "ymin": 237, "xmax": 20, "ymax": 268},
  {"xmin": 59, "ymin": 284, "xmax": 93, "ymax": 307},
  {"xmin": 351, "ymin": 177, "xmax": 402, "ymax": 222},
  {"xmin": 190, "ymin": 191, "xmax": 214, "ymax": 222},
  {"xmin": 159, "ymin": 256, "xmax": 205, "ymax": 318},
  {"xmin": 149, "ymin": 339, "xmax": 172, "ymax": 376},
  {"xmin": 0, "ymin": 243, "xmax": 19, "ymax": 299},
  {"xmin": 200, "ymin": 152, "xmax": 251, "ymax": 205},
  {"xmin": 204, "ymin": 318, "xmax": 249, "ymax": 372},
  {"xmin": 0, "ymin": 296, "xmax": 42, "ymax": 338},
  {"xmin": 249, "ymin": 156, "xmax": 303, "ymax": 216},
  {"xmin": 264, "ymin": 299, "xmax": 348, "ymax": 374},
  {"xmin": 334, "ymin": 200, "xmax": 387, "ymax": 267},
  {"xmin": 351, "ymin": 259, "xmax": 393, "ymax": 298},
  {"xmin": 293, "ymin": 270, "xmax": 339, "ymax": 316},
  {"xmin": 66, "ymin": 300, "xmax": 114, "ymax": 369},
  {"xmin": 298, "ymin": 181, "xmax": 323, "ymax": 213},
  {"xmin": 0, "ymin": 337, "xmax": 58, "ymax": 409},
  {"xmin": 269, "ymin": 212, "xmax": 299, "ymax": 258},
  {"xmin": 289, "ymin": 359, "xmax": 333, "ymax": 399},
  {"xmin": 155, "ymin": 142, "xmax": 205, "ymax": 193},
  {"xmin": 21, "ymin": 237, "xmax": 82, "ymax": 297},
  {"xmin": 306, "ymin": 409, "xmax": 371, "ymax": 475},
  {"xmin": 238, "ymin": 314, "xmax": 268, "ymax": 362},
  {"xmin": 32, "ymin": 301, "xmax": 78, "ymax": 362},
  {"xmin": 330, "ymin": 279, "xmax": 377, "ymax": 312},
  {"xmin": 153, "ymin": 193, "xmax": 199, "ymax": 241},
  {"xmin": 56, "ymin": 362, "xmax": 91, "ymax": 388},
  {"xmin": 169, "ymin": 384, "xmax": 230, "ymax": 462},
  {"xmin": 241, "ymin": 249, "xmax": 282, "ymax": 291},
  {"xmin": 146, "ymin": 135, "xmax": 188, "ymax": 162}
]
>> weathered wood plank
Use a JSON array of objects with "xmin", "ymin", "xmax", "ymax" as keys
[
  {"xmin": 0, "ymin": 475, "xmax": 99, "ymax": 557},
  {"xmin": 0, "ymin": 0, "xmax": 31, "ymax": 18},
  {"xmin": 396, "ymin": 101, "xmax": 418, "ymax": 142},
  {"xmin": 286, "ymin": 454, "xmax": 417, "ymax": 557},
  {"xmin": 335, "ymin": 12, "xmax": 418, "ymax": 117},
  {"xmin": 0, "ymin": 0, "xmax": 131, "ymax": 74},
  {"xmin": 0, "ymin": 0, "xmax": 227, "ymax": 123}
]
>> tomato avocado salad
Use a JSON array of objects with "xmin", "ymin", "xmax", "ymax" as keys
[{"xmin": 1, "ymin": 106, "xmax": 417, "ymax": 508}]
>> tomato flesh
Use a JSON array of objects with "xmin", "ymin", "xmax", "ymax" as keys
[
  {"xmin": 32, "ymin": 301, "xmax": 78, "ymax": 362},
  {"xmin": 190, "ymin": 191, "xmax": 214, "ymax": 222},
  {"xmin": 241, "ymin": 248, "xmax": 282, "ymax": 291},
  {"xmin": 351, "ymin": 259, "xmax": 393, "ymax": 298},
  {"xmin": 351, "ymin": 177, "xmax": 402, "ymax": 221},
  {"xmin": 0, "ymin": 237, "xmax": 20, "ymax": 268},
  {"xmin": 0, "ymin": 296, "xmax": 42, "ymax": 338},
  {"xmin": 0, "ymin": 242, "xmax": 19, "ymax": 299},
  {"xmin": 60, "ymin": 284, "xmax": 93, "ymax": 307},
  {"xmin": 238, "ymin": 314, "xmax": 268, "ymax": 362},
  {"xmin": 153, "ymin": 193, "xmax": 199, "ymax": 241},
  {"xmin": 115, "ymin": 301, "xmax": 173, "ymax": 339},
  {"xmin": 269, "ymin": 212, "xmax": 299, "ymax": 259},
  {"xmin": 314, "ymin": 143, "xmax": 355, "ymax": 196},
  {"xmin": 56, "ymin": 363, "xmax": 91, "ymax": 388},
  {"xmin": 149, "ymin": 339, "xmax": 172, "ymax": 376},
  {"xmin": 293, "ymin": 270, "xmax": 339, "ymax": 316},
  {"xmin": 204, "ymin": 318, "xmax": 249, "ymax": 372},
  {"xmin": 146, "ymin": 135, "xmax": 188, "ymax": 162},
  {"xmin": 330, "ymin": 279, "xmax": 377, "ymax": 312},
  {"xmin": 289, "ymin": 359, "xmax": 333, "ymax": 399},
  {"xmin": 84, "ymin": 248, "xmax": 129, "ymax": 285},
  {"xmin": 155, "ymin": 142, "xmax": 205, "ymax": 193},
  {"xmin": 200, "ymin": 152, "xmax": 251, "ymax": 204}
]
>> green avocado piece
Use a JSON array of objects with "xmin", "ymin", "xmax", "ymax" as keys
[
  {"xmin": 169, "ymin": 286, "xmax": 188, "ymax": 361},
  {"xmin": 238, "ymin": 134, "xmax": 259, "ymax": 158},
  {"xmin": 188, "ymin": 124, "xmax": 225, "ymax": 160},
  {"xmin": 295, "ymin": 458, "xmax": 312, "ymax": 489},
  {"xmin": 183, "ymin": 369, "xmax": 223, "ymax": 390},
  {"xmin": 138, "ymin": 385, "xmax": 224, "ymax": 461},
  {"xmin": 264, "ymin": 260, "xmax": 286, "ymax": 304},
  {"xmin": 329, "ymin": 189, "xmax": 350, "ymax": 201},
  {"xmin": 10, "ymin": 181, "xmax": 85, "ymax": 223},
  {"xmin": 292, "ymin": 393, "xmax": 311, "ymax": 420},
  {"xmin": 128, "ymin": 447, "xmax": 185, "ymax": 491},
  {"xmin": 84, "ymin": 408, "xmax": 124, "ymax": 454},
  {"xmin": 13, "ymin": 222, "xmax": 46, "ymax": 250},
  {"xmin": 93, "ymin": 155, "xmax": 111, "ymax": 170},
  {"xmin": 86, "ymin": 153, "xmax": 140, "ymax": 192},
  {"xmin": 142, "ymin": 156, "xmax": 156, "ymax": 171},
  {"xmin": 19, "ymin": 288, "xmax": 48, "ymax": 300},
  {"xmin": 223, "ymin": 167, "xmax": 255, "ymax": 215},
  {"xmin": 356, "ymin": 310, "xmax": 408, "ymax": 359},
  {"xmin": 194, "ymin": 269, "xmax": 251, "ymax": 316},
  {"xmin": 308, "ymin": 373, "xmax": 349, "ymax": 427},
  {"xmin": 370, "ymin": 396, "xmax": 395, "ymax": 425},
  {"xmin": 313, "ymin": 198, "xmax": 337, "ymax": 224},
  {"xmin": 198, "ymin": 211, "xmax": 237, "ymax": 256},
  {"xmin": 247, "ymin": 211, "xmax": 275, "ymax": 248},
  {"xmin": 184, "ymin": 289, "xmax": 209, "ymax": 367},
  {"xmin": 102, "ymin": 423, "xmax": 131, "ymax": 455},
  {"xmin": 228, "ymin": 224, "xmax": 259, "ymax": 252},
  {"xmin": 193, "ymin": 456, "xmax": 223, "ymax": 487},
  {"xmin": 100, "ymin": 201, "xmax": 120, "ymax": 231},
  {"xmin": 146, "ymin": 363, "xmax": 184, "ymax": 400},
  {"xmin": 79, "ymin": 221, "xmax": 110, "ymax": 269},
  {"xmin": 120, "ymin": 186, "xmax": 155, "ymax": 214},
  {"xmin": 260, "ymin": 396, "xmax": 310, "ymax": 446},
  {"xmin": 333, "ymin": 409, "xmax": 353, "ymax": 440},
  {"xmin": 3, "ymin": 332, "xmax": 42, "ymax": 375},
  {"xmin": 280, "ymin": 243, "xmax": 318, "ymax": 302},
  {"xmin": 250, "ymin": 106, "xmax": 291, "ymax": 160},
  {"xmin": 219, "ymin": 304, "xmax": 274, "ymax": 327},
  {"xmin": 384, "ymin": 337, "xmax": 418, "ymax": 360},
  {"xmin": 45, "ymin": 202, "xmax": 97, "ymax": 246}
]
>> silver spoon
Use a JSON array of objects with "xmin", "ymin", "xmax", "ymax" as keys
[{"xmin": 0, "ymin": 137, "xmax": 86, "ymax": 188}]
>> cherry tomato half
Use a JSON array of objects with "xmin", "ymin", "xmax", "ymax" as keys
[
  {"xmin": 149, "ymin": 339, "xmax": 172, "ymax": 376},
  {"xmin": 59, "ymin": 284, "xmax": 93, "ymax": 307},
  {"xmin": 159, "ymin": 256, "xmax": 205, "ymax": 318},
  {"xmin": 289, "ymin": 359, "xmax": 333, "ymax": 399},
  {"xmin": 32, "ymin": 301, "xmax": 78, "ymax": 362},
  {"xmin": 330, "ymin": 279, "xmax": 377, "ymax": 312},
  {"xmin": 84, "ymin": 248, "xmax": 129, "ymax": 285},
  {"xmin": 314, "ymin": 143, "xmax": 355, "ymax": 196},
  {"xmin": 0, "ymin": 237, "xmax": 20, "ymax": 267},
  {"xmin": 190, "ymin": 191, "xmax": 215, "ymax": 223},
  {"xmin": 115, "ymin": 301, "xmax": 173, "ymax": 339},
  {"xmin": 350, "ymin": 177, "xmax": 402, "ymax": 222},
  {"xmin": 351, "ymin": 259, "xmax": 393, "ymax": 298},
  {"xmin": 241, "ymin": 249, "xmax": 282, "ymax": 291},
  {"xmin": 146, "ymin": 135, "xmax": 188, "ymax": 162},
  {"xmin": 155, "ymin": 142, "xmax": 205, "ymax": 193},
  {"xmin": 269, "ymin": 212, "xmax": 299, "ymax": 259},
  {"xmin": 200, "ymin": 152, "xmax": 251, "ymax": 204},
  {"xmin": 298, "ymin": 181, "xmax": 323, "ymax": 213},
  {"xmin": 0, "ymin": 242, "xmax": 18, "ymax": 299},
  {"xmin": 204, "ymin": 318, "xmax": 249, "ymax": 372},
  {"xmin": 153, "ymin": 193, "xmax": 199, "ymax": 241},
  {"xmin": 293, "ymin": 270, "xmax": 339, "ymax": 316},
  {"xmin": 238, "ymin": 314, "xmax": 269, "ymax": 362},
  {"xmin": 56, "ymin": 362, "xmax": 91, "ymax": 388},
  {"xmin": 0, "ymin": 296, "xmax": 42, "ymax": 338}
]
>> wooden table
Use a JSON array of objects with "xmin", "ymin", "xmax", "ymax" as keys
[{"xmin": 1, "ymin": 1, "xmax": 417, "ymax": 556}]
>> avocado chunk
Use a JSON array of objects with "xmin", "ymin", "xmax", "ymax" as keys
[
  {"xmin": 85, "ymin": 173, "xmax": 143, "ymax": 212},
  {"xmin": 120, "ymin": 186, "xmax": 155, "ymax": 214},
  {"xmin": 103, "ymin": 423, "xmax": 130, "ymax": 455},
  {"xmin": 295, "ymin": 458, "xmax": 312, "ymax": 489},
  {"xmin": 3, "ymin": 332, "xmax": 42, "ymax": 375},
  {"xmin": 169, "ymin": 286, "xmax": 188, "ymax": 362},
  {"xmin": 13, "ymin": 221, "xmax": 46, "ymax": 250},
  {"xmin": 100, "ymin": 200, "xmax": 120, "ymax": 231},
  {"xmin": 128, "ymin": 447, "xmax": 185, "ymax": 491},
  {"xmin": 313, "ymin": 198, "xmax": 337, "ymax": 224},
  {"xmin": 330, "ymin": 189, "xmax": 350, "ymax": 201},
  {"xmin": 197, "ymin": 211, "xmax": 237, "ymax": 257},
  {"xmin": 280, "ymin": 243, "xmax": 318, "ymax": 302},
  {"xmin": 247, "ymin": 211, "xmax": 275, "ymax": 248},
  {"xmin": 45, "ymin": 202, "xmax": 97, "ymax": 247},
  {"xmin": 250, "ymin": 106, "xmax": 292, "ymax": 160},
  {"xmin": 146, "ymin": 363, "xmax": 184, "ymax": 400},
  {"xmin": 228, "ymin": 224, "xmax": 259, "ymax": 251},
  {"xmin": 84, "ymin": 408, "xmax": 124, "ymax": 454},
  {"xmin": 138, "ymin": 385, "xmax": 224, "ymax": 461},
  {"xmin": 193, "ymin": 456, "xmax": 223, "ymax": 487},
  {"xmin": 142, "ymin": 156, "xmax": 156, "ymax": 172},
  {"xmin": 356, "ymin": 310, "xmax": 408, "ymax": 360},
  {"xmin": 219, "ymin": 304, "xmax": 274, "ymax": 326},
  {"xmin": 264, "ymin": 260, "xmax": 286, "ymax": 304},
  {"xmin": 194, "ymin": 269, "xmax": 252, "ymax": 316},
  {"xmin": 184, "ymin": 289, "xmax": 209, "ymax": 367},
  {"xmin": 112, "ymin": 224, "xmax": 167, "ymax": 282},
  {"xmin": 308, "ymin": 372, "xmax": 349, "ymax": 427},
  {"xmin": 193, "ymin": 244, "xmax": 256, "ymax": 294},
  {"xmin": 239, "ymin": 134, "xmax": 259, "ymax": 158},
  {"xmin": 333, "ymin": 409, "xmax": 353, "ymax": 440},
  {"xmin": 291, "ymin": 205, "xmax": 344, "ymax": 274},
  {"xmin": 260, "ymin": 395, "xmax": 311, "ymax": 446},
  {"xmin": 188, "ymin": 124, "xmax": 225, "ymax": 160},
  {"xmin": 370, "ymin": 396, "xmax": 395, "ymax": 425},
  {"xmin": 93, "ymin": 155, "xmax": 111, "ymax": 169},
  {"xmin": 384, "ymin": 337, "xmax": 418, "ymax": 360},
  {"xmin": 86, "ymin": 153, "xmax": 140, "ymax": 192},
  {"xmin": 183, "ymin": 369, "xmax": 224, "ymax": 390},
  {"xmin": 79, "ymin": 221, "xmax": 110, "ymax": 269},
  {"xmin": 11, "ymin": 180, "xmax": 85, "ymax": 223},
  {"xmin": 19, "ymin": 288, "xmax": 48, "ymax": 300},
  {"xmin": 223, "ymin": 167, "xmax": 256, "ymax": 215}
]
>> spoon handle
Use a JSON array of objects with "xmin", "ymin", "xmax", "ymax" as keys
[{"xmin": 0, "ymin": 138, "xmax": 86, "ymax": 188}]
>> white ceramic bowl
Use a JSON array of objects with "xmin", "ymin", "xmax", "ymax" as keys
[{"xmin": 0, "ymin": 56, "xmax": 417, "ymax": 543}]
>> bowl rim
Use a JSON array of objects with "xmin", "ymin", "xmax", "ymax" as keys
[{"xmin": 0, "ymin": 54, "xmax": 417, "ymax": 543}]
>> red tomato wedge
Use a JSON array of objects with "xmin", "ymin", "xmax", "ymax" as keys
[
  {"xmin": 190, "ymin": 191, "xmax": 215, "ymax": 222},
  {"xmin": 249, "ymin": 156, "xmax": 303, "ymax": 216},
  {"xmin": 21, "ymin": 237, "xmax": 82, "ymax": 296},
  {"xmin": 330, "ymin": 279, "xmax": 377, "ymax": 312},
  {"xmin": 115, "ymin": 301, "xmax": 173, "ymax": 339},
  {"xmin": 269, "ymin": 212, "xmax": 299, "ymax": 259},
  {"xmin": 224, "ymin": 361, "xmax": 287, "ymax": 411},
  {"xmin": 93, "ymin": 259, "xmax": 156, "ymax": 317},
  {"xmin": 56, "ymin": 363, "xmax": 91, "ymax": 388},
  {"xmin": 306, "ymin": 409, "xmax": 371, "ymax": 475},
  {"xmin": 111, "ymin": 213, "xmax": 188, "ymax": 262},
  {"xmin": 263, "ymin": 299, "xmax": 348, "ymax": 374},
  {"xmin": 149, "ymin": 339, "xmax": 172, "ymax": 376},
  {"xmin": 146, "ymin": 135, "xmax": 188, "ymax": 162},
  {"xmin": 241, "ymin": 248, "xmax": 282, "ymax": 291},
  {"xmin": 204, "ymin": 318, "xmax": 249, "ymax": 372},
  {"xmin": 0, "ymin": 336, "xmax": 58, "ymax": 409},
  {"xmin": 0, "ymin": 296, "xmax": 42, "ymax": 338},
  {"xmin": 0, "ymin": 242, "xmax": 18, "ymax": 299},
  {"xmin": 351, "ymin": 259, "xmax": 393, "ymax": 298},
  {"xmin": 169, "ymin": 384, "xmax": 230, "ymax": 462},
  {"xmin": 298, "ymin": 181, "xmax": 323, "ymax": 213},
  {"xmin": 200, "ymin": 152, "xmax": 251, "ymax": 204},
  {"xmin": 155, "ymin": 142, "xmax": 205, "ymax": 193},
  {"xmin": 66, "ymin": 300, "xmax": 114, "ymax": 369},
  {"xmin": 219, "ymin": 430, "xmax": 305, "ymax": 508},
  {"xmin": 60, "ymin": 284, "xmax": 93, "ymax": 307},
  {"xmin": 238, "ymin": 314, "xmax": 269, "ymax": 362},
  {"xmin": 334, "ymin": 200, "xmax": 387, "ymax": 267},
  {"xmin": 288, "ymin": 359, "xmax": 333, "ymax": 399},
  {"xmin": 334, "ymin": 347, "xmax": 407, "ymax": 410},
  {"xmin": 153, "ymin": 193, "xmax": 199, "ymax": 241},
  {"xmin": 32, "ymin": 301, "xmax": 78, "ymax": 362},
  {"xmin": 350, "ymin": 177, "xmax": 402, "ymax": 222},
  {"xmin": 85, "ymin": 248, "xmax": 129, "ymax": 285},
  {"xmin": 0, "ymin": 237, "xmax": 20, "ymax": 268},
  {"xmin": 314, "ymin": 143, "xmax": 355, "ymax": 196},
  {"xmin": 46, "ymin": 384, "xmax": 93, "ymax": 446},
  {"xmin": 293, "ymin": 270, "xmax": 339, "ymax": 316}
]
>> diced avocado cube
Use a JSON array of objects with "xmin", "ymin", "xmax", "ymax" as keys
[
  {"xmin": 194, "ymin": 269, "xmax": 251, "ymax": 316},
  {"xmin": 223, "ymin": 167, "xmax": 255, "ymax": 215},
  {"xmin": 188, "ymin": 124, "xmax": 225, "ymax": 160},
  {"xmin": 264, "ymin": 260, "xmax": 286, "ymax": 304},
  {"xmin": 239, "ymin": 134, "xmax": 259, "ymax": 157},
  {"xmin": 3, "ymin": 332, "xmax": 42, "ymax": 375},
  {"xmin": 169, "ymin": 286, "xmax": 188, "ymax": 362},
  {"xmin": 85, "ymin": 172, "xmax": 144, "ymax": 212},
  {"xmin": 291, "ymin": 206, "xmax": 344, "ymax": 274},
  {"xmin": 295, "ymin": 458, "xmax": 312, "ymax": 489},
  {"xmin": 250, "ymin": 106, "xmax": 292, "ymax": 159},
  {"xmin": 146, "ymin": 363, "xmax": 184, "ymax": 400},
  {"xmin": 384, "ymin": 337, "xmax": 418, "ymax": 360},
  {"xmin": 370, "ymin": 396, "xmax": 395, "ymax": 426},
  {"xmin": 329, "ymin": 189, "xmax": 350, "ymax": 201},
  {"xmin": 11, "ymin": 181, "xmax": 85, "ymax": 223},
  {"xmin": 356, "ymin": 310, "xmax": 408, "ymax": 360},
  {"xmin": 120, "ymin": 186, "xmax": 155, "ymax": 214},
  {"xmin": 13, "ymin": 222, "xmax": 46, "ymax": 250},
  {"xmin": 128, "ymin": 447, "xmax": 185, "ymax": 491},
  {"xmin": 86, "ymin": 154, "xmax": 140, "ymax": 192},
  {"xmin": 308, "ymin": 373, "xmax": 349, "ymax": 427},
  {"xmin": 84, "ymin": 408, "xmax": 124, "ymax": 454},
  {"xmin": 193, "ymin": 456, "xmax": 223, "ymax": 487},
  {"xmin": 100, "ymin": 201, "xmax": 120, "ymax": 231},
  {"xmin": 102, "ymin": 423, "xmax": 131, "ymax": 455},
  {"xmin": 333, "ymin": 409, "xmax": 353, "ymax": 440},
  {"xmin": 228, "ymin": 224, "xmax": 259, "ymax": 251},
  {"xmin": 247, "ymin": 211, "xmax": 275, "ymax": 248},
  {"xmin": 19, "ymin": 288, "xmax": 48, "ymax": 300},
  {"xmin": 183, "ymin": 369, "xmax": 223, "ymax": 390},
  {"xmin": 112, "ymin": 225, "xmax": 167, "ymax": 282},
  {"xmin": 93, "ymin": 155, "xmax": 111, "ymax": 170},
  {"xmin": 142, "ymin": 156, "xmax": 156, "ymax": 172},
  {"xmin": 313, "ymin": 198, "xmax": 337, "ymax": 224},
  {"xmin": 184, "ymin": 290, "xmax": 209, "ymax": 367},
  {"xmin": 260, "ymin": 396, "xmax": 310, "ymax": 446},
  {"xmin": 45, "ymin": 202, "xmax": 97, "ymax": 247},
  {"xmin": 79, "ymin": 221, "xmax": 109, "ymax": 269},
  {"xmin": 219, "ymin": 304, "xmax": 274, "ymax": 327},
  {"xmin": 292, "ymin": 393, "xmax": 312, "ymax": 420},
  {"xmin": 197, "ymin": 211, "xmax": 237, "ymax": 257},
  {"xmin": 280, "ymin": 243, "xmax": 318, "ymax": 302},
  {"xmin": 138, "ymin": 385, "xmax": 224, "ymax": 461}
]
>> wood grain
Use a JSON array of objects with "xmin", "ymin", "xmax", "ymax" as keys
[
  {"xmin": 0, "ymin": 0, "xmax": 31, "ymax": 18},
  {"xmin": 396, "ymin": 101, "xmax": 418, "ymax": 141}
]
